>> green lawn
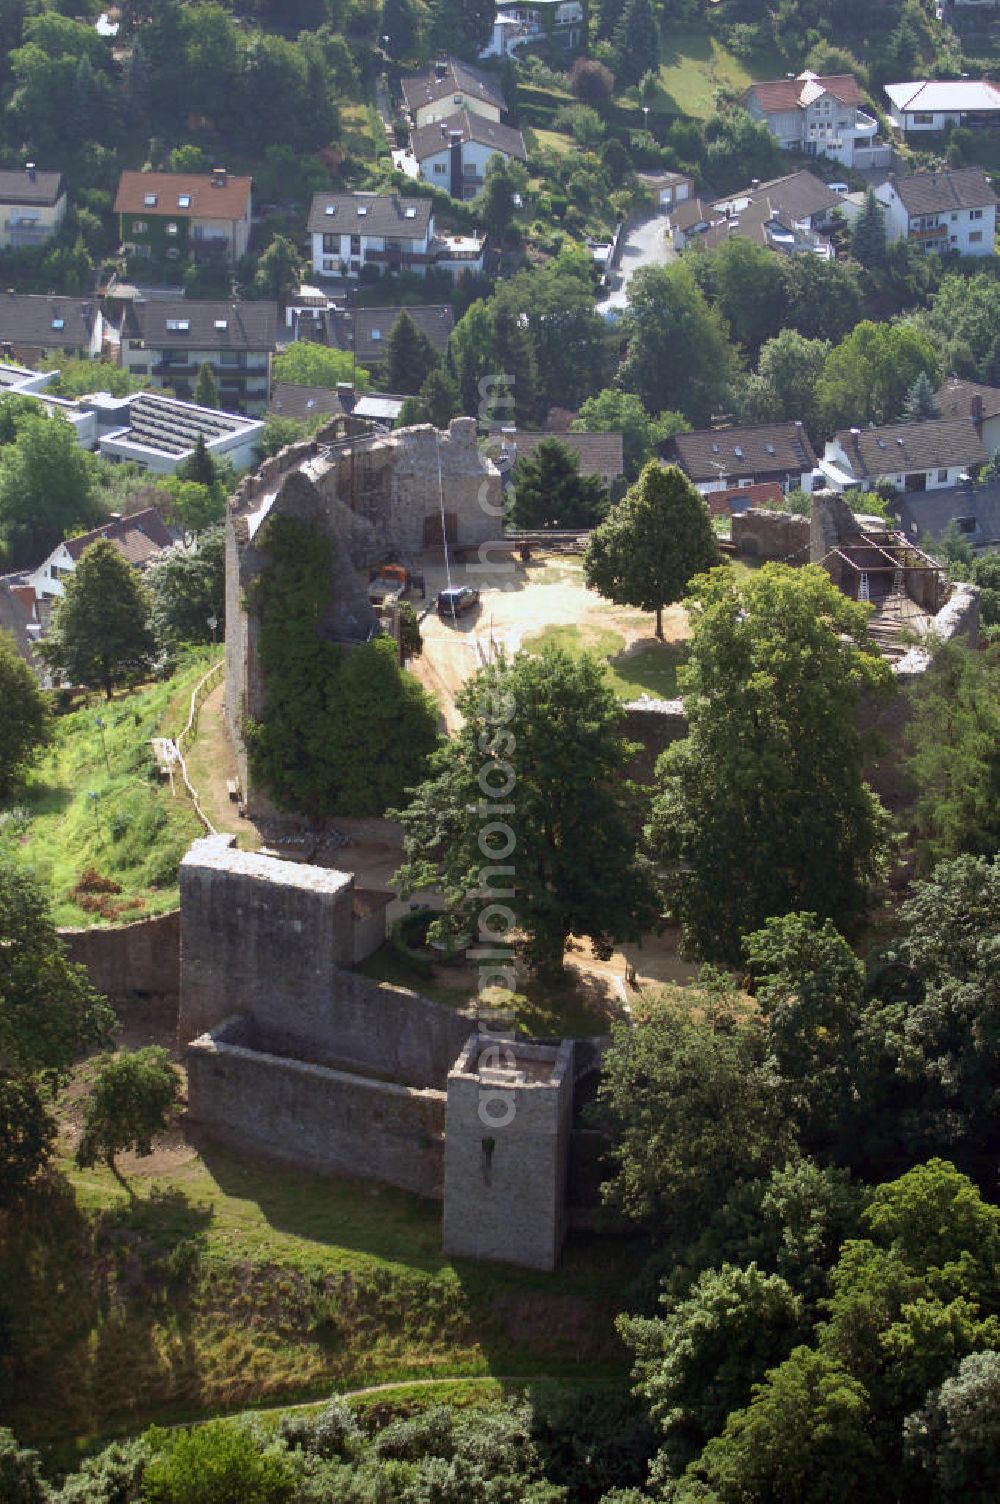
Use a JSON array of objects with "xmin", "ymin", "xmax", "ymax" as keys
[
  {"xmin": 522, "ymin": 623, "xmax": 683, "ymax": 701},
  {"xmin": 654, "ymin": 24, "xmax": 786, "ymax": 119},
  {"xmin": 4, "ymin": 652, "xmax": 217, "ymax": 925},
  {"xmin": 6, "ymin": 1142, "xmax": 638, "ymax": 1450}
]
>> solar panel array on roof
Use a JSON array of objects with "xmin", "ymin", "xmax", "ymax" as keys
[{"xmin": 124, "ymin": 394, "xmax": 247, "ymax": 456}]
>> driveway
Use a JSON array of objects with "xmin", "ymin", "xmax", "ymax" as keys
[{"xmin": 599, "ymin": 211, "xmax": 676, "ymax": 311}]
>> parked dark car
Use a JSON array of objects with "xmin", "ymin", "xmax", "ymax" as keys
[{"xmin": 436, "ymin": 585, "xmax": 480, "ymax": 618}]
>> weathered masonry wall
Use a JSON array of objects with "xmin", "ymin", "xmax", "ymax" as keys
[
  {"xmin": 179, "ymin": 834, "xmax": 470, "ymax": 1089},
  {"xmin": 59, "ymin": 911, "xmax": 180, "ymax": 1029},
  {"xmin": 443, "ymin": 1036, "xmax": 575, "ymax": 1271},
  {"xmin": 188, "ymin": 1016, "xmax": 447, "ymax": 1197}
]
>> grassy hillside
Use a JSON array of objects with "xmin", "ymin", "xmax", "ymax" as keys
[
  {"xmin": 3, "ymin": 1139, "xmax": 637, "ymax": 1452},
  {"xmin": 654, "ymin": 25, "xmax": 787, "ymax": 119},
  {"xmin": 4, "ymin": 652, "xmax": 218, "ymax": 926}
]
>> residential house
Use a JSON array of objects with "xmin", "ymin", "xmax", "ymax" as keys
[
  {"xmin": 0, "ymin": 292, "xmax": 102, "ymax": 363},
  {"xmin": 306, "ymin": 193, "xmax": 485, "ymax": 280},
  {"xmin": 114, "ymin": 169, "xmax": 253, "ymax": 264},
  {"xmin": 638, "ymin": 170, "xmax": 695, "ymax": 211},
  {"xmin": 0, "ymin": 577, "xmax": 38, "ymax": 661},
  {"xmin": 669, "ymin": 171, "xmax": 842, "ymax": 257},
  {"xmin": 820, "ymin": 417, "xmax": 989, "ymax": 493},
  {"xmin": 490, "ymin": 429, "xmax": 625, "ymax": 488},
  {"xmin": 742, "ymin": 71, "xmax": 890, "ymax": 169},
  {"xmin": 22, "ymin": 508, "xmax": 174, "ymax": 606},
  {"xmin": 353, "ymin": 305, "xmax": 454, "ymax": 368},
  {"xmin": 936, "ymin": 376, "xmax": 1000, "ymax": 453},
  {"xmin": 705, "ymin": 480, "xmax": 786, "ymax": 518},
  {"xmin": 885, "ymin": 79, "xmax": 1000, "ymax": 135},
  {"xmin": 892, "ymin": 481, "xmax": 1000, "ymax": 550},
  {"xmin": 667, "ymin": 421, "xmax": 818, "ymax": 495},
  {"xmin": 0, "ymin": 164, "xmax": 66, "ymax": 251},
  {"xmin": 874, "ymin": 168, "xmax": 998, "ymax": 255},
  {"xmin": 95, "ymin": 391, "xmax": 264, "ymax": 474},
  {"xmin": 410, "ymin": 113, "xmax": 527, "ymax": 199},
  {"xmin": 119, "ymin": 299, "xmax": 277, "ymax": 412},
  {"xmin": 401, "ymin": 58, "xmax": 506, "ymax": 128},
  {"xmin": 479, "ymin": 0, "xmax": 584, "ymax": 59}
]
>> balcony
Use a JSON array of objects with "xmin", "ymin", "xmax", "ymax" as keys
[
  {"xmin": 4, "ymin": 218, "xmax": 52, "ymax": 247},
  {"xmin": 853, "ymin": 110, "xmax": 879, "ymax": 139}
]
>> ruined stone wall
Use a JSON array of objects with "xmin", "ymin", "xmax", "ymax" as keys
[
  {"xmin": 188, "ymin": 1016, "xmax": 447, "ymax": 1197},
  {"xmin": 623, "ymin": 699, "xmax": 689, "ymax": 787},
  {"xmin": 442, "ymin": 1037, "xmax": 574, "ymax": 1271},
  {"xmin": 179, "ymin": 835, "xmax": 470, "ymax": 1089},
  {"xmin": 732, "ymin": 509, "xmax": 810, "ymax": 560},
  {"xmin": 59, "ymin": 911, "xmax": 180, "ymax": 1031}
]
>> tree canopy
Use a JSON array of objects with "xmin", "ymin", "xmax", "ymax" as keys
[
  {"xmin": 0, "ymin": 413, "xmax": 101, "ymax": 567},
  {"xmin": 0, "ymin": 630, "xmax": 50, "ymax": 801},
  {"xmin": 41, "ymin": 539, "xmax": 157, "ymax": 699},
  {"xmin": 619, "ymin": 262, "xmax": 738, "ymax": 426},
  {"xmin": 508, "ymin": 438, "xmax": 609, "ymax": 529}
]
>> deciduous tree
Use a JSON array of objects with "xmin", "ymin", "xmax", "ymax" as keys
[
  {"xmin": 395, "ymin": 647, "xmax": 658, "ymax": 979},
  {"xmin": 146, "ymin": 526, "xmax": 225, "ymax": 649},
  {"xmin": 41, "ymin": 539, "xmax": 157, "ymax": 699},
  {"xmin": 0, "ymin": 413, "xmax": 100, "ymax": 567},
  {"xmin": 76, "ymin": 1046, "xmax": 180, "ymax": 1191},
  {"xmin": 583, "ymin": 463, "xmax": 718, "ymax": 638},
  {"xmin": 0, "ymin": 629, "xmax": 50, "ymax": 800},
  {"xmin": 648, "ymin": 564, "xmax": 892, "ymax": 961},
  {"xmin": 619, "ymin": 263, "xmax": 738, "ymax": 425}
]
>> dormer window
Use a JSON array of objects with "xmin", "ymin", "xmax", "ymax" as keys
[
  {"xmin": 214, "ymin": 319, "xmax": 228, "ymax": 330},
  {"xmin": 371, "ymin": 328, "xmax": 382, "ymax": 341},
  {"xmin": 165, "ymin": 318, "xmax": 190, "ymax": 332},
  {"xmin": 766, "ymin": 443, "xmax": 775, "ymax": 455},
  {"xmin": 324, "ymin": 203, "xmax": 336, "ymax": 216},
  {"xmin": 51, "ymin": 318, "xmax": 64, "ymax": 330},
  {"xmin": 357, "ymin": 206, "xmax": 368, "ymax": 217},
  {"xmin": 143, "ymin": 193, "xmax": 157, "ymax": 207},
  {"xmin": 404, "ymin": 207, "xmax": 417, "ymax": 219},
  {"xmin": 733, "ymin": 446, "xmax": 744, "ymax": 459},
  {"xmin": 177, "ymin": 194, "xmax": 191, "ymax": 208}
]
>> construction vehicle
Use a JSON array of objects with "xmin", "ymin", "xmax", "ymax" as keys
[{"xmin": 367, "ymin": 563, "xmax": 425, "ymax": 608}]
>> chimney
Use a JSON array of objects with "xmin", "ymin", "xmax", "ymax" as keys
[
  {"xmin": 212, "ymin": 166, "xmax": 227, "ymax": 188},
  {"xmin": 25, "ymin": 161, "xmax": 36, "ymax": 182},
  {"xmin": 971, "ymin": 393, "xmax": 983, "ymax": 438},
  {"xmin": 849, "ymin": 425, "xmax": 863, "ymax": 470},
  {"xmin": 435, "ymin": 58, "xmax": 447, "ymax": 80}
]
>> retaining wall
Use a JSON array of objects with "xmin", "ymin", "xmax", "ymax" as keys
[
  {"xmin": 187, "ymin": 1016, "xmax": 447, "ymax": 1197},
  {"xmin": 59, "ymin": 911, "xmax": 180, "ymax": 1029}
]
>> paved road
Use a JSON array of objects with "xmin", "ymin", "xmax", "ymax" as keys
[{"xmin": 600, "ymin": 212, "xmax": 676, "ymax": 311}]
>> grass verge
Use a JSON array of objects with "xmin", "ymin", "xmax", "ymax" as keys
[
  {"xmin": 4, "ymin": 652, "xmax": 218, "ymax": 926},
  {"xmin": 522, "ymin": 622, "xmax": 683, "ymax": 701}
]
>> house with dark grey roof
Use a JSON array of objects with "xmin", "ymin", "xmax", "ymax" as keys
[
  {"xmin": 671, "ymin": 171, "xmax": 841, "ymax": 258},
  {"xmin": 306, "ymin": 193, "xmax": 484, "ymax": 279},
  {"xmin": 875, "ymin": 168, "xmax": 997, "ymax": 255},
  {"xmin": 0, "ymin": 292, "xmax": 102, "ymax": 362},
  {"xmin": 353, "ymin": 305, "xmax": 454, "ymax": 366},
  {"xmin": 488, "ymin": 429, "xmax": 624, "ymax": 487},
  {"xmin": 667, "ymin": 421, "xmax": 818, "ymax": 495},
  {"xmin": 892, "ymin": 480, "xmax": 1000, "ymax": 551},
  {"xmin": 401, "ymin": 57, "xmax": 506, "ymax": 128},
  {"xmin": 0, "ymin": 164, "xmax": 66, "ymax": 251},
  {"xmin": 267, "ymin": 382, "xmax": 407, "ymax": 431},
  {"xmin": 119, "ymin": 299, "xmax": 277, "ymax": 412},
  {"xmin": 821, "ymin": 417, "xmax": 989, "ymax": 493},
  {"xmin": 742, "ymin": 71, "xmax": 889, "ymax": 168},
  {"xmin": 411, "ymin": 112, "xmax": 527, "ymax": 199},
  {"xmin": 936, "ymin": 377, "xmax": 1000, "ymax": 454},
  {"xmin": 22, "ymin": 507, "xmax": 174, "ymax": 606}
]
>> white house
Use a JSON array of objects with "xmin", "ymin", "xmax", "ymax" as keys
[
  {"xmin": 820, "ymin": 417, "xmax": 989, "ymax": 493},
  {"xmin": 0, "ymin": 165, "xmax": 66, "ymax": 251},
  {"xmin": 742, "ymin": 71, "xmax": 890, "ymax": 169},
  {"xmin": 479, "ymin": 0, "xmax": 584, "ymax": 59},
  {"xmin": 885, "ymin": 79, "xmax": 1000, "ymax": 134},
  {"xmin": 401, "ymin": 58, "xmax": 506, "ymax": 127},
  {"xmin": 306, "ymin": 193, "xmax": 485, "ymax": 279},
  {"xmin": 23, "ymin": 508, "xmax": 174, "ymax": 605},
  {"xmin": 410, "ymin": 113, "xmax": 527, "ymax": 199},
  {"xmin": 95, "ymin": 391, "xmax": 264, "ymax": 475},
  {"xmin": 875, "ymin": 168, "xmax": 997, "ymax": 255}
]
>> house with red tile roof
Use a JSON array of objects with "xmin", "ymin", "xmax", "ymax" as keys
[
  {"xmin": 742, "ymin": 71, "xmax": 890, "ymax": 169},
  {"xmin": 22, "ymin": 508, "xmax": 174, "ymax": 606}
]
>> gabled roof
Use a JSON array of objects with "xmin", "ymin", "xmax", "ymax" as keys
[
  {"xmin": 671, "ymin": 422, "xmax": 817, "ymax": 482},
  {"xmin": 497, "ymin": 430, "xmax": 624, "ymax": 478},
  {"xmin": 401, "ymin": 58, "xmax": 507, "ymax": 117},
  {"xmin": 889, "ymin": 167, "xmax": 998, "ymax": 215},
  {"xmin": 670, "ymin": 196, "xmax": 711, "ymax": 232},
  {"xmin": 831, "ymin": 416, "xmax": 989, "ymax": 478},
  {"xmin": 268, "ymin": 382, "xmax": 350, "ymax": 423},
  {"xmin": 894, "ymin": 482, "xmax": 1000, "ymax": 547},
  {"xmin": 725, "ymin": 170, "xmax": 842, "ymax": 223},
  {"xmin": 63, "ymin": 508, "xmax": 173, "ymax": 566},
  {"xmin": 0, "ymin": 167, "xmax": 63, "ymax": 206},
  {"xmin": 885, "ymin": 79, "xmax": 1000, "ymax": 114},
  {"xmin": 936, "ymin": 376, "xmax": 1000, "ymax": 423},
  {"xmin": 114, "ymin": 170, "xmax": 252, "ymax": 221},
  {"xmin": 306, "ymin": 192, "xmax": 433, "ymax": 239},
  {"xmin": 353, "ymin": 305, "xmax": 454, "ymax": 363},
  {"xmin": 410, "ymin": 110, "xmax": 527, "ymax": 164},
  {"xmin": 0, "ymin": 292, "xmax": 98, "ymax": 348},
  {"xmin": 120, "ymin": 299, "xmax": 277, "ymax": 351},
  {"xmin": 745, "ymin": 71, "xmax": 864, "ymax": 115}
]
